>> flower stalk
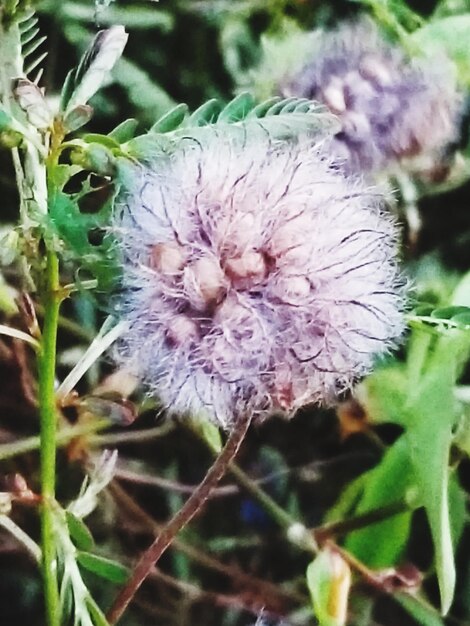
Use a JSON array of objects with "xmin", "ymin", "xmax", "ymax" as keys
[{"xmin": 106, "ymin": 412, "xmax": 252, "ymax": 624}]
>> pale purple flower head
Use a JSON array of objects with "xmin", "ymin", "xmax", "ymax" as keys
[
  {"xmin": 113, "ymin": 130, "xmax": 404, "ymax": 427},
  {"xmin": 279, "ymin": 19, "xmax": 461, "ymax": 173}
]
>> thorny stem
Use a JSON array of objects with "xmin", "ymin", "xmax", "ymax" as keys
[
  {"xmin": 38, "ymin": 250, "xmax": 61, "ymax": 626},
  {"xmin": 106, "ymin": 412, "xmax": 252, "ymax": 624}
]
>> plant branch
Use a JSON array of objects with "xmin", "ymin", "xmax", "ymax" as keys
[{"xmin": 106, "ymin": 412, "xmax": 252, "ymax": 624}]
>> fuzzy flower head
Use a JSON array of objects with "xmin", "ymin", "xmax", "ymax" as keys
[
  {"xmin": 258, "ymin": 19, "xmax": 461, "ymax": 174},
  {"xmin": 114, "ymin": 129, "xmax": 404, "ymax": 427}
]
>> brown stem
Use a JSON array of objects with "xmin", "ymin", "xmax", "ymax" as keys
[
  {"xmin": 106, "ymin": 412, "xmax": 252, "ymax": 624},
  {"xmin": 110, "ymin": 482, "xmax": 306, "ymax": 607}
]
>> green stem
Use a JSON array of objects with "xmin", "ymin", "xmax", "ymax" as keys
[{"xmin": 38, "ymin": 250, "xmax": 61, "ymax": 626}]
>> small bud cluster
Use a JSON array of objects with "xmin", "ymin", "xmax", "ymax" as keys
[
  {"xmin": 114, "ymin": 131, "xmax": 404, "ymax": 427},
  {"xmin": 277, "ymin": 19, "xmax": 461, "ymax": 173}
]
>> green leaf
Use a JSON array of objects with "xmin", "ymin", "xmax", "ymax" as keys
[
  {"xmin": 408, "ymin": 304, "xmax": 470, "ymax": 333},
  {"xmin": 395, "ymin": 592, "xmax": 446, "ymax": 626},
  {"xmin": 306, "ymin": 548, "xmax": 351, "ymax": 626},
  {"xmin": 267, "ymin": 96, "xmax": 303, "ymax": 115},
  {"xmin": 82, "ymin": 133, "xmax": 121, "ymax": 150},
  {"xmin": 448, "ymin": 472, "xmax": 467, "ymax": 548},
  {"xmin": 344, "ymin": 437, "xmax": 415, "ymax": 568},
  {"xmin": 404, "ymin": 344, "xmax": 459, "ymax": 614},
  {"xmin": 453, "ymin": 404, "xmax": 470, "ymax": 458},
  {"xmin": 61, "ymin": 22, "xmax": 173, "ymax": 123},
  {"xmin": 77, "ymin": 552, "xmax": 129, "ymax": 584},
  {"xmin": 108, "ymin": 118, "xmax": 139, "ymax": 143},
  {"xmin": 188, "ymin": 99, "xmax": 222, "ymax": 126},
  {"xmin": 413, "ymin": 304, "xmax": 436, "ymax": 317},
  {"xmin": 411, "ymin": 16, "xmax": 470, "ymax": 84},
  {"xmin": 151, "ymin": 103, "xmax": 189, "ymax": 133},
  {"xmin": 406, "ymin": 329, "xmax": 434, "ymax": 395},
  {"xmin": 324, "ymin": 474, "xmax": 367, "ymax": 524},
  {"xmin": 48, "ymin": 184, "xmax": 118, "ymax": 290},
  {"xmin": 250, "ymin": 96, "xmax": 282, "ymax": 118},
  {"xmin": 361, "ymin": 363, "xmax": 408, "ymax": 426},
  {"xmin": 155, "ymin": 94, "xmax": 338, "ymax": 137},
  {"xmin": 452, "ymin": 312, "xmax": 470, "ymax": 326},
  {"xmin": 65, "ymin": 511, "xmax": 94, "ymax": 551},
  {"xmin": 218, "ymin": 92, "xmax": 255, "ymax": 122},
  {"xmin": 127, "ymin": 96, "xmax": 339, "ymax": 160},
  {"xmin": 430, "ymin": 306, "xmax": 470, "ymax": 320},
  {"xmin": 85, "ymin": 595, "xmax": 111, "ymax": 626},
  {"xmin": 19, "ymin": 12, "xmax": 48, "ymax": 79}
]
